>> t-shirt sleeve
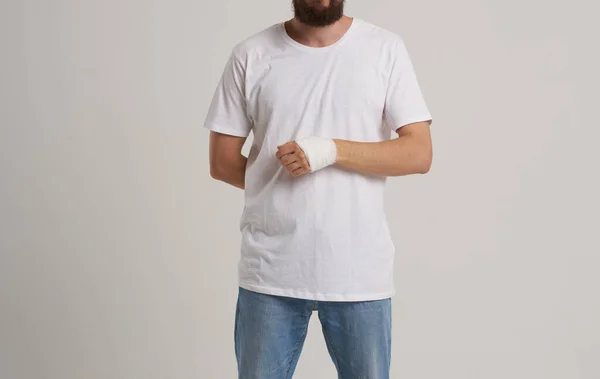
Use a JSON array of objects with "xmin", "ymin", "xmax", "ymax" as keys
[
  {"xmin": 383, "ymin": 38, "xmax": 433, "ymax": 133},
  {"xmin": 203, "ymin": 48, "xmax": 253, "ymax": 138}
]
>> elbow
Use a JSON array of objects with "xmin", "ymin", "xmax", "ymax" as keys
[
  {"xmin": 416, "ymin": 148, "xmax": 433, "ymax": 174},
  {"xmin": 419, "ymin": 165, "xmax": 431, "ymax": 175},
  {"xmin": 210, "ymin": 166, "xmax": 220, "ymax": 180},
  {"xmin": 209, "ymin": 161, "xmax": 226, "ymax": 181},
  {"xmin": 393, "ymin": 131, "xmax": 433, "ymax": 175},
  {"xmin": 389, "ymin": 150, "xmax": 431, "ymax": 177}
]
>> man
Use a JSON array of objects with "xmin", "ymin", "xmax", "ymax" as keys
[{"xmin": 204, "ymin": 0, "xmax": 433, "ymax": 377}]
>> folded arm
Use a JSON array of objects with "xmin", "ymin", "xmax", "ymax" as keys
[
  {"xmin": 276, "ymin": 121, "xmax": 432, "ymax": 177},
  {"xmin": 334, "ymin": 121, "xmax": 432, "ymax": 176}
]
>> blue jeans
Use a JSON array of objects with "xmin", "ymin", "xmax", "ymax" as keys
[{"xmin": 234, "ymin": 286, "xmax": 392, "ymax": 379}]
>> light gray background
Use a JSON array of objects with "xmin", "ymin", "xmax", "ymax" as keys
[{"xmin": 1, "ymin": 0, "xmax": 599, "ymax": 378}]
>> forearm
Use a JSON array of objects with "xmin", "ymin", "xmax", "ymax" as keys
[
  {"xmin": 333, "ymin": 134, "xmax": 431, "ymax": 177},
  {"xmin": 210, "ymin": 154, "xmax": 247, "ymax": 189}
]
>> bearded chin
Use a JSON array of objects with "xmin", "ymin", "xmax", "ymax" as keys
[{"xmin": 293, "ymin": 0, "xmax": 345, "ymax": 27}]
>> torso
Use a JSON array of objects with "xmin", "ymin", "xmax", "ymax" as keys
[{"xmin": 234, "ymin": 18, "xmax": 404, "ymax": 301}]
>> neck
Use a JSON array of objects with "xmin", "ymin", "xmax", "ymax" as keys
[{"xmin": 285, "ymin": 15, "xmax": 353, "ymax": 48}]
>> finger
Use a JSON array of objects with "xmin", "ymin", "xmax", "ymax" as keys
[
  {"xmin": 292, "ymin": 167, "xmax": 310, "ymax": 177},
  {"xmin": 276, "ymin": 143, "xmax": 298, "ymax": 159},
  {"xmin": 275, "ymin": 142, "xmax": 290, "ymax": 156},
  {"xmin": 300, "ymin": 156, "xmax": 310, "ymax": 170},
  {"xmin": 286, "ymin": 162, "xmax": 302, "ymax": 172},
  {"xmin": 280, "ymin": 153, "xmax": 299, "ymax": 166}
]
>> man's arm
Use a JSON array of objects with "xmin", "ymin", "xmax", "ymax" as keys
[
  {"xmin": 208, "ymin": 130, "xmax": 247, "ymax": 189},
  {"xmin": 334, "ymin": 121, "xmax": 432, "ymax": 176},
  {"xmin": 276, "ymin": 121, "xmax": 432, "ymax": 177}
]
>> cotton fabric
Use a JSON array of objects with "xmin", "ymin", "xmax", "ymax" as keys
[{"xmin": 204, "ymin": 18, "xmax": 432, "ymax": 301}]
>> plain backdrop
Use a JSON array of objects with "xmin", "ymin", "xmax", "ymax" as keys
[{"xmin": 1, "ymin": 0, "xmax": 599, "ymax": 378}]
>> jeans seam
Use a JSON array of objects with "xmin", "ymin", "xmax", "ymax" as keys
[
  {"xmin": 321, "ymin": 327, "xmax": 343, "ymax": 379},
  {"xmin": 284, "ymin": 320, "xmax": 309, "ymax": 379}
]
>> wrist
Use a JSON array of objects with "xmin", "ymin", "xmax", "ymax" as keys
[
  {"xmin": 296, "ymin": 136, "xmax": 337, "ymax": 172},
  {"xmin": 332, "ymin": 139, "xmax": 341, "ymax": 164}
]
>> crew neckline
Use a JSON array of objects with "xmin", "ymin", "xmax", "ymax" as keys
[{"xmin": 279, "ymin": 17, "xmax": 360, "ymax": 52}]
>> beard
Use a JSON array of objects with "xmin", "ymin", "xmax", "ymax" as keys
[{"xmin": 292, "ymin": 0, "xmax": 345, "ymax": 27}]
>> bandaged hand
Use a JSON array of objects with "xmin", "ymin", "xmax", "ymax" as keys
[{"xmin": 276, "ymin": 136, "xmax": 338, "ymax": 177}]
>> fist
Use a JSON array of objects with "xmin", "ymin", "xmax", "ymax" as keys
[{"xmin": 275, "ymin": 141, "xmax": 311, "ymax": 177}]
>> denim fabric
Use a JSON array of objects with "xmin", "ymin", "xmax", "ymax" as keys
[{"xmin": 234, "ymin": 286, "xmax": 392, "ymax": 379}]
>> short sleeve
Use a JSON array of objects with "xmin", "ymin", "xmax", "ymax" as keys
[
  {"xmin": 203, "ymin": 49, "xmax": 253, "ymax": 137},
  {"xmin": 383, "ymin": 39, "xmax": 432, "ymax": 133}
]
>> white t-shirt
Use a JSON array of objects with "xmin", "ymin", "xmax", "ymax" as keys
[{"xmin": 204, "ymin": 18, "xmax": 432, "ymax": 301}]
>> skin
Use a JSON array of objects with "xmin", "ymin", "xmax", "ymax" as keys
[
  {"xmin": 210, "ymin": 120, "xmax": 432, "ymax": 187},
  {"xmin": 208, "ymin": 131, "xmax": 247, "ymax": 189},
  {"xmin": 276, "ymin": 121, "xmax": 432, "ymax": 177},
  {"xmin": 209, "ymin": 1, "xmax": 432, "ymax": 186}
]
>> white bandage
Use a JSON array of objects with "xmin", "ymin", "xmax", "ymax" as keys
[{"xmin": 296, "ymin": 136, "xmax": 337, "ymax": 172}]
